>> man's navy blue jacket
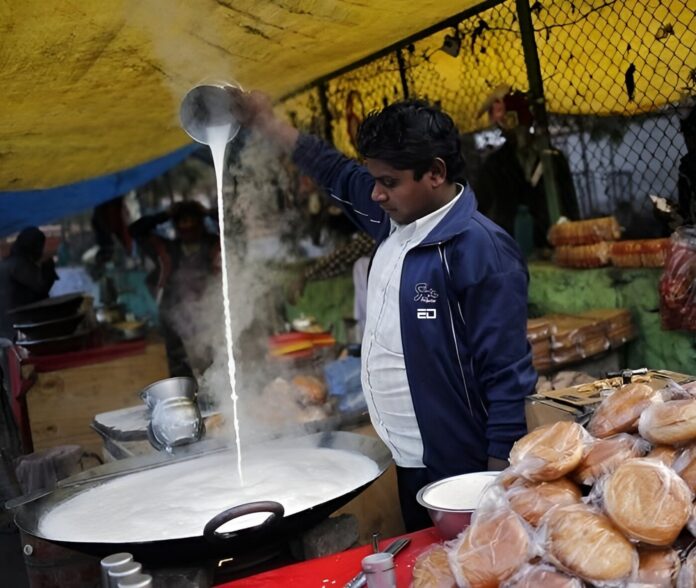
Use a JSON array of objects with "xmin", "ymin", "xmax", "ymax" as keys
[{"xmin": 294, "ymin": 134, "xmax": 537, "ymax": 480}]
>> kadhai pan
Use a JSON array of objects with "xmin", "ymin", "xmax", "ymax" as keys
[{"xmin": 11, "ymin": 431, "xmax": 391, "ymax": 565}]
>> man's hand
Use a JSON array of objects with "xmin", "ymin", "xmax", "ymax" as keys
[
  {"xmin": 228, "ymin": 89, "xmax": 299, "ymax": 151},
  {"xmin": 487, "ymin": 456, "xmax": 509, "ymax": 471}
]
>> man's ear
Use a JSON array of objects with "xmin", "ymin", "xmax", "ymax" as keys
[{"xmin": 428, "ymin": 158, "xmax": 448, "ymax": 188}]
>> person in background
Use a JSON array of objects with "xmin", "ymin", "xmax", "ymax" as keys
[
  {"xmin": 235, "ymin": 91, "xmax": 536, "ymax": 531},
  {"xmin": 678, "ymin": 106, "xmax": 696, "ymax": 226},
  {"xmin": 0, "ymin": 227, "xmax": 59, "ymax": 339},
  {"xmin": 91, "ymin": 197, "xmax": 133, "ymax": 270},
  {"xmin": 129, "ymin": 201, "xmax": 220, "ymax": 377},
  {"xmin": 472, "ymin": 85, "xmax": 579, "ymax": 247}
]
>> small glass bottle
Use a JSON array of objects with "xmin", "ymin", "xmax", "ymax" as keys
[
  {"xmin": 118, "ymin": 573, "xmax": 154, "ymax": 588},
  {"xmin": 100, "ymin": 553, "xmax": 133, "ymax": 588},
  {"xmin": 108, "ymin": 561, "xmax": 143, "ymax": 588},
  {"xmin": 361, "ymin": 552, "xmax": 396, "ymax": 588}
]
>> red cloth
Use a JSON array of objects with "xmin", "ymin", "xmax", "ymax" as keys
[
  {"xmin": 218, "ymin": 528, "xmax": 441, "ymax": 587},
  {"xmin": 24, "ymin": 340, "xmax": 148, "ymax": 372}
]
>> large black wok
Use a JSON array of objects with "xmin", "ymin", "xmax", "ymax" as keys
[{"xmin": 11, "ymin": 431, "xmax": 391, "ymax": 565}]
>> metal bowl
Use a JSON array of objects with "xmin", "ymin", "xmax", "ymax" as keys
[
  {"xmin": 416, "ymin": 471, "xmax": 498, "ymax": 539},
  {"xmin": 139, "ymin": 377, "xmax": 197, "ymax": 410},
  {"xmin": 149, "ymin": 398, "xmax": 204, "ymax": 450}
]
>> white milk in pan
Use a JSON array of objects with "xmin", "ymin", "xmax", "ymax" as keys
[
  {"xmin": 422, "ymin": 472, "xmax": 498, "ymax": 511},
  {"xmin": 39, "ymin": 447, "xmax": 378, "ymax": 543}
]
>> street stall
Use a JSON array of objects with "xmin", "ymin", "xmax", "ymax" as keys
[{"xmin": 1, "ymin": 0, "xmax": 696, "ymax": 587}]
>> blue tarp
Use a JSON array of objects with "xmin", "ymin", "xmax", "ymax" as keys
[{"xmin": 0, "ymin": 144, "xmax": 199, "ymax": 237}]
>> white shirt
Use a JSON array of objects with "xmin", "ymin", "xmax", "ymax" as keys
[{"xmin": 361, "ymin": 185, "xmax": 463, "ymax": 467}]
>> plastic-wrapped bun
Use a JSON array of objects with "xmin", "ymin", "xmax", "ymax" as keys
[
  {"xmin": 677, "ymin": 548, "xmax": 696, "ymax": 588},
  {"xmin": 506, "ymin": 477, "xmax": 582, "ymax": 527},
  {"xmin": 603, "ymin": 458, "xmax": 692, "ymax": 546},
  {"xmin": 543, "ymin": 503, "xmax": 636, "ymax": 584},
  {"xmin": 633, "ymin": 548, "xmax": 680, "ymax": 587},
  {"xmin": 573, "ymin": 434, "xmax": 648, "ymax": 486},
  {"xmin": 646, "ymin": 445, "xmax": 679, "ymax": 467},
  {"xmin": 638, "ymin": 399, "xmax": 696, "ymax": 445},
  {"xmin": 673, "ymin": 444, "xmax": 696, "ymax": 492},
  {"xmin": 588, "ymin": 383, "xmax": 656, "ymax": 438},
  {"xmin": 447, "ymin": 509, "xmax": 530, "ymax": 588},
  {"xmin": 509, "ymin": 421, "xmax": 586, "ymax": 482},
  {"xmin": 411, "ymin": 545, "xmax": 456, "ymax": 588},
  {"xmin": 501, "ymin": 563, "xmax": 584, "ymax": 588}
]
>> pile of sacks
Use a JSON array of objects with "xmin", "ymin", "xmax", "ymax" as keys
[{"xmin": 411, "ymin": 380, "xmax": 696, "ymax": 587}]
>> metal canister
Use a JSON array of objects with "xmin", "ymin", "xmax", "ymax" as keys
[
  {"xmin": 100, "ymin": 553, "xmax": 133, "ymax": 588},
  {"xmin": 118, "ymin": 573, "xmax": 153, "ymax": 587},
  {"xmin": 361, "ymin": 552, "xmax": 396, "ymax": 588},
  {"xmin": 108, "ymin": 561, "xmax": 143, "ymax": 587}
]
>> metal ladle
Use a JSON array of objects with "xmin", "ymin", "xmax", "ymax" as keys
[{"xmin": 179, "ymin": 81, "xmax": 244, "ymax": 146}]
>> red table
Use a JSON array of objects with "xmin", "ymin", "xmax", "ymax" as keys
[{"xmin": 218, "ymin": 528, "xmax": 441, "ymax": 587}]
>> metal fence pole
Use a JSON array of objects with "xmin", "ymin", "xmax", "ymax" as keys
[{"xmin": 515, "ymin": 0, "xmax": 562, "ymax": 223}]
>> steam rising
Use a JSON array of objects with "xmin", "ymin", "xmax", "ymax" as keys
[{"xmin": 125, "ymin": 2, "xmax": 326, "ymax": 447}]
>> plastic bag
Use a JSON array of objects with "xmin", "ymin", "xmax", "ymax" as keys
[
  {"xmin": 540, "ymin": 502, "xmax": 637, "ymax": 586},
  {"xmin": 509, "ymin": 421, "xmax": 592, "ymax": 482},
  {"xmin": 659, "ymin": 226, "xmax": 696, "ymax": 332},
  {"xmin": 638, "ymin": 399, "xmax": 696, "ymax": 446},
  {"xmin": 554, "ymin": 243, "xmax": 612, "ymax": 268},
  {"xmin": 446, "ymin": 500, "xmax": 532, "ymax": 588},
  {"xmin": 588, "ymin": 382, "xmax": 658, "ymax": 439},
  {"xmin": 573, "ymin": 434, "xmax": 650, "ymax": 486},
  {"xmin": 602, "ymin": 458, "xmax": 692, "ymax": 546},
  {"xmin": 632, "ymin": 547, "xmax": 680, "ymax": 587},
  {"xmin": 645, "ymin": 445, "xmax": 679, "ymax": 467},
  {"xmin": 506, "ymin": 477, "xmax": 582, "ymax": 527},
  {"xmin": 676, "ymin": 547, "xmax": 696, "ymax": 588},
  {"xmin": 549, "ymin": 217, "xmax": 621, "ymax": 247},
  {"xmin": 410, "ymin": 544, "xmax": 457, "ymax": 588},
  {"xmin": 672, "ymin": 444, "xmax": 696, "ymax": 492},
  {"xmin": 501, "ymin": 563, "xmax": 585, "ymax": 588}
]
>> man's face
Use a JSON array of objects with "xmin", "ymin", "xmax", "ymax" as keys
[
  {"xmin": 175, "ymin": 216, "xmax": 204, "ymax": 243},
  {"xmin": 366, "ymin": 159, "xmax": 440, "ymax": 225}
]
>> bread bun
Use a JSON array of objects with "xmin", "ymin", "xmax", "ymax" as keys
[
  {"xmin": 647, "ymin": 445, "xmax": 679, "ymax": 467},
  {"xmin": 604, "ymin": 459, "xmax": 692, "ymax": 545},
  {"xmin": 544, "ymin": 503, "xmax": 636, "ymax": 583},
  {"xmin": 634, "ymin": 548, "xmax": 680, "ymax": 587},
  {"xmin": 507, "ymin": 478, "xmax": 582, "ymax": 526},
  {"xmin": 638, "ymin": 399, "xmax": 696, "ymax": 446},
  {"xmin": 674, "ymin": 445, "xmax": 696, "ymax": 492},
  {"xmin": 573, "ymin": 434, "xmax": 646, "ymax": 485},
  {"xmin": 588, "ymin": 383, "xmax": 655, "ymax": 438},
  {"xmin": 448, "ymin": 509, "xmax": 530, "ymax": 588},
  {"xmin": 411, "ymin": 545, "xmax": 456, "ymax": 588},
  {"xmin": 291, "ymin": 375, "xmax": 327, "ymax": 405},
  {"xmin": 509, "ymin": 422, "xmax": 586, "ymax": 482},
  {"xmin": 501, "ymin": 564, "xmax": 584, "ymax": 588}
]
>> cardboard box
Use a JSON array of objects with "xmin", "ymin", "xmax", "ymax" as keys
[{"xmin": 525, "ymin": 370, "xmax": 695, "ymax": 432}]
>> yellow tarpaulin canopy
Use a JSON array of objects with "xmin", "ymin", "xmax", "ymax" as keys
[
  {"xmin": 1, "ymin": 0, "xmax": 694, "ymax": 191},
  {"xmin": 1, "ymin": 0, "xmax": 481, "ymax": 190}
]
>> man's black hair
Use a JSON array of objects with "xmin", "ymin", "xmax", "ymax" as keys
[{"xmin": 356, "ymin": 99, "xmax": 466, "ymax": 182}]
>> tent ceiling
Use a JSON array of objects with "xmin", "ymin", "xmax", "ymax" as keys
[{"xmin": 1, "ymin": 0, "xmax": 481, "ymax": 191}]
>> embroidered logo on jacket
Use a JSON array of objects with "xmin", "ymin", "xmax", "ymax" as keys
[
  {"xmin": 417, "ymin": 308, "xmax": 437, "ymax": 319},
  {"xmin": 414, "ymin": 283, "xmax": 439, "ymax": 304}
]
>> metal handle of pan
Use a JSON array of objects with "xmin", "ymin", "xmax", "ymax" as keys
[{"xmin": 203, "ymin": 500, "xmax": 284, "ymax": 545}]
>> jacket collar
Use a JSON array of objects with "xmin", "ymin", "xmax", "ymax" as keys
[{"xmin": 417, "ymin": 183, "xmax": 478, "ymax": 246}]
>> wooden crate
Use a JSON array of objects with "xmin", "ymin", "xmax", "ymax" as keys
[{"xmin": 26, "ymin": 343, "xmax": 168, "ymax": 455}]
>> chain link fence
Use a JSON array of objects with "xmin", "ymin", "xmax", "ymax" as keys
[{"xmin": 278, "ymin": 0, "xmax": 695, "ymax": 232}]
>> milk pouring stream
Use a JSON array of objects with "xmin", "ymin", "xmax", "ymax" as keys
[{"xmin": 179, "ymin": 83, "xmax": 243, "ymax": 481}]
